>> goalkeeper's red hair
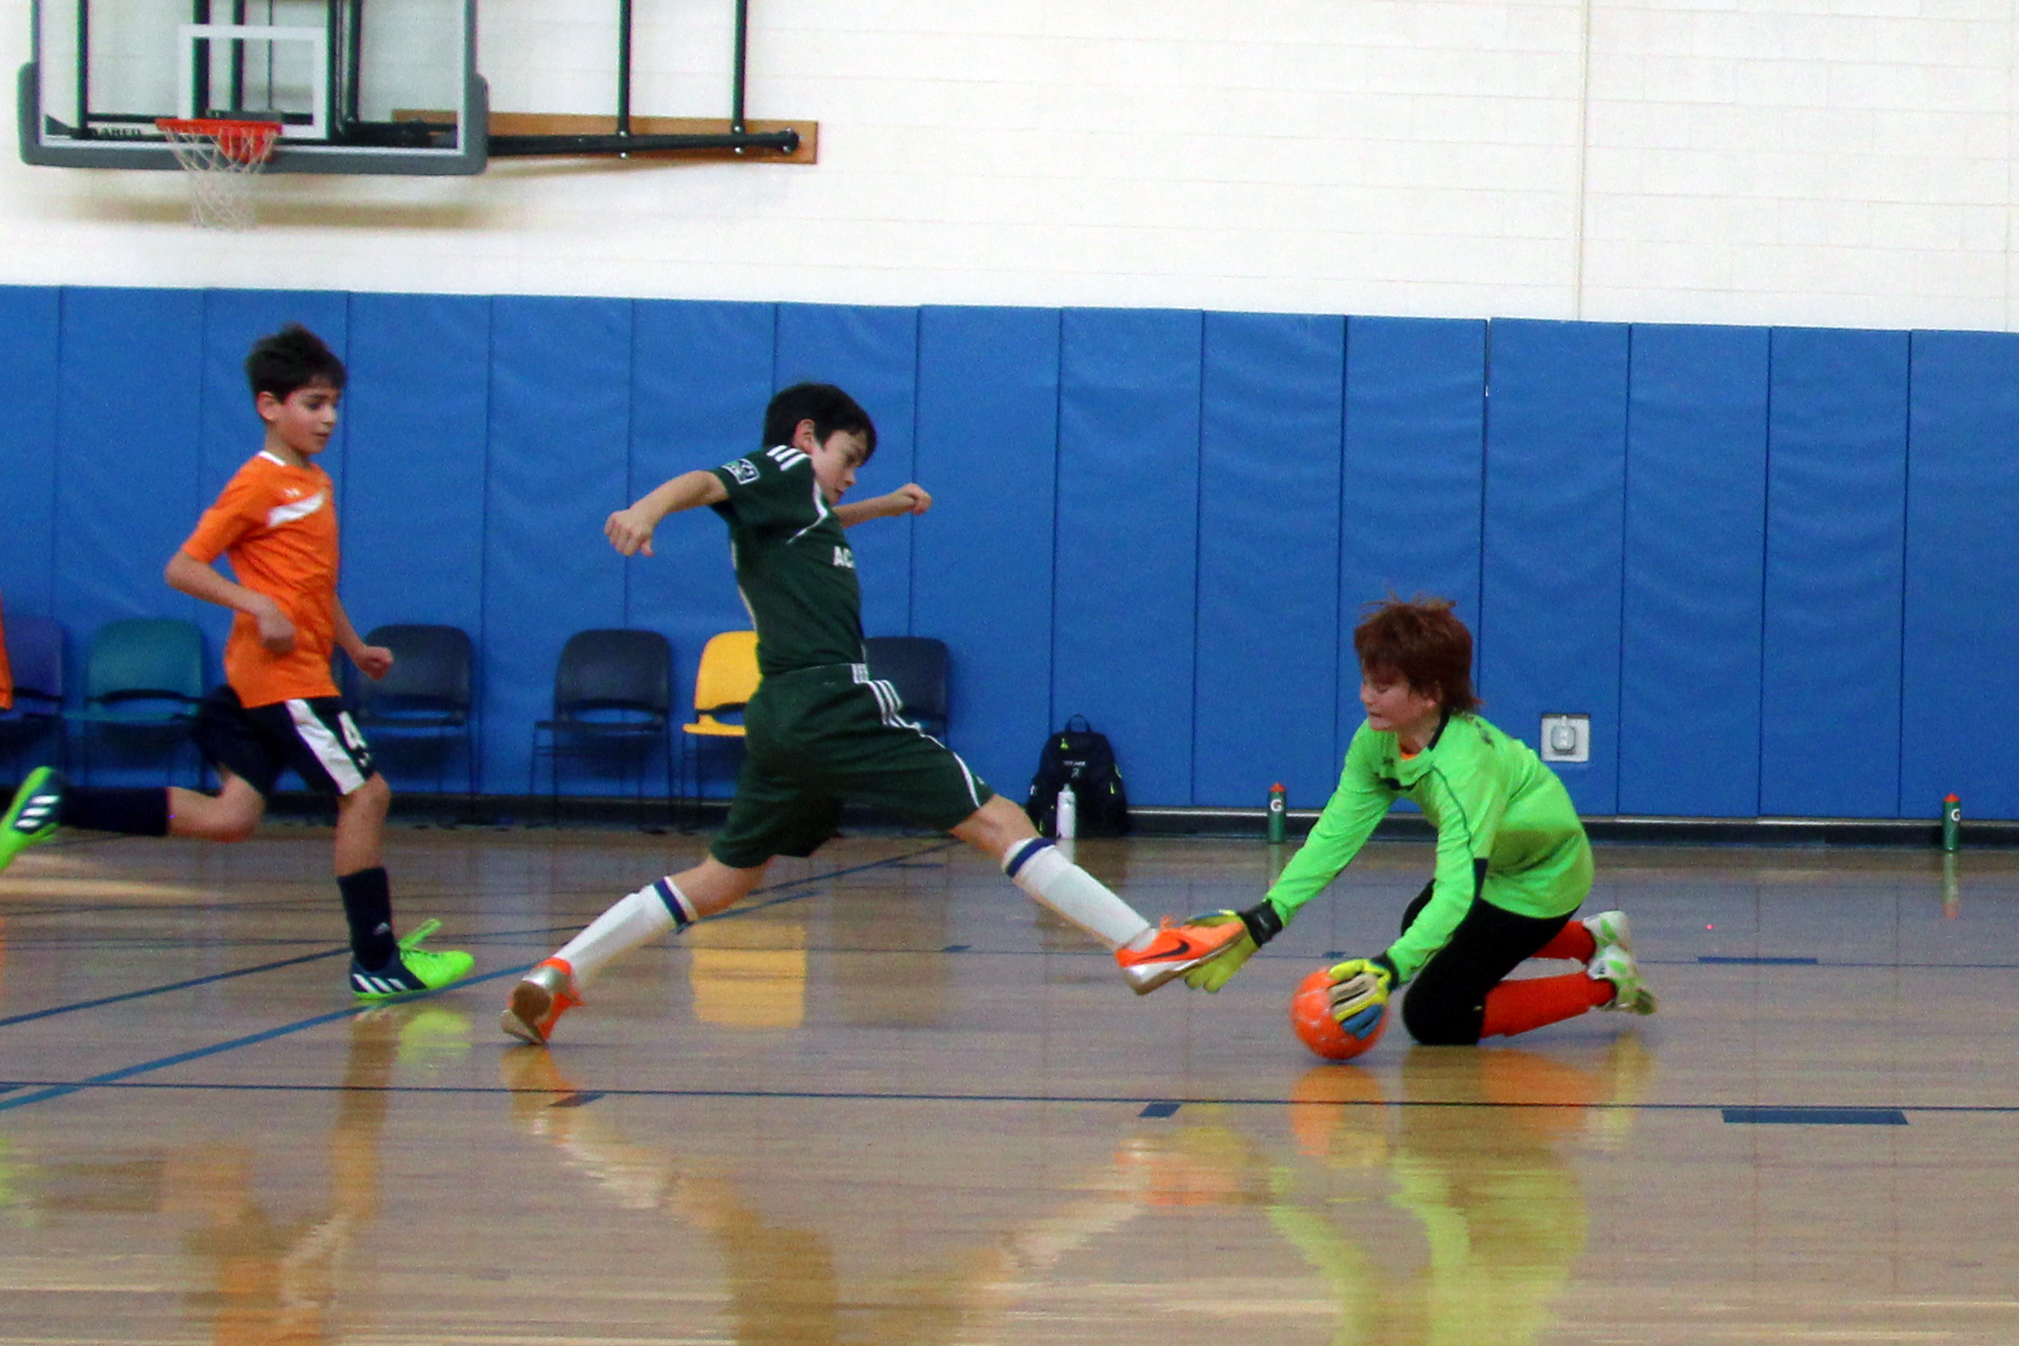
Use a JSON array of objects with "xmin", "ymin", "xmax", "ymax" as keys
[{"xmin": 1353, "ymin": 595, "xmax": 1478, "ymax": 715}]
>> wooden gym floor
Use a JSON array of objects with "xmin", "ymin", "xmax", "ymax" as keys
[{"xmin": 2, "ymin": 823, "xmax": 2017, "ymax": 1344}]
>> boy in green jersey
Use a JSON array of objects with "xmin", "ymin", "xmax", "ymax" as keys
[
  {"xmin": 501, "ymin": 383, "xmax": 1241, "ymax": 1044},
  {"xmin": 1187, "ymin": 597, "xmax": 1656, "ymax": 1045}
]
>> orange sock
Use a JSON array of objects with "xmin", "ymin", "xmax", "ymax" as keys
[
  {"xmin": 1533, "ymin": 919, "xmax": 1596, "ymax": 963},
  {"xmin": 1480, "ymin": 972, "xmax": 1612, "ymax": 1038}
]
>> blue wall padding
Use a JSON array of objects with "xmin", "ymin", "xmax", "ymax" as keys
[
  {"xmin": 1055, "ymin": 309, "xmax": 1202, "ymax": 805},
  {"xmin": 774, "ymin": 304, "xmax": 920, "ymax": 639},
  {"xmin": 1194, "ymin": 311, "xmax": 1344, "ymax": 809},
  {"xmin": 1619, "ymin": 324, "xmax": 1770, "ymax": 817},
  {"xmin": 1479, "ymin": 319, "xmax": 1629, "ymax": 816},
  {"xmin": 56, "ymin": 288, "xmax": 209, "ymax": 648},
  {"xmin": 629, "ymin": 299, "xmax": 777, "ymax": 796},
  {"xmin": 913, "ymin": 306, "xmax": 1060, "ymax": 794},
  {"xmin": 1337, "ymin": 316, "xmax": 1487, "ymax": 776},
  {"xmin": 1903, "ymin": 330, "xmax": 2019, "ymax": 818},
  {"xmin": 21, "ymin": 284, "xmax": 2019, "ymax": 821},
  {"xmin": 342, "ymin": 295, "xmax": 491, "ymax": 642},
  {"xmin": 483, "ymin": 297, "xmax": 635, "ymax": 795},
  {"xmin": 1760, "ymin": 327, "xmax": 1909, "ymax": 818},
  {"xmin": 0, "ymin": 288, "xmax": 61, "ymax": 619}
]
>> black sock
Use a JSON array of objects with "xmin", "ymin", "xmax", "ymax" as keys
[
  {"xmin": 61, "ymin": 787, "xmax": 170, "ymax": 837},
  {"xmin": 337, "ymin": 867, "xmax": 398, "ymax": 969}
]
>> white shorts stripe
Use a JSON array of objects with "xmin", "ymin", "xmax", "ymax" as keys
[{"xmin": 287, "ymin": 699, "xmax": 369, "ymax": 795}]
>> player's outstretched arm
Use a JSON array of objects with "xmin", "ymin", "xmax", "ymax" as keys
[
  {"xmin": 607, "ymin": 470, "xmax": 728, "ymax": 557},
  {"xmin": 165, "ymin": 549, "xmax": 296, "ymax": 654},
  {"xmin": 836, "ymin": 483, "xmax": 932, "ymax": 528}
]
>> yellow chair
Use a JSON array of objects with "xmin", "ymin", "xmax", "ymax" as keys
[{"xmin": 682, "ymin": 631, "xmax": 761, "ymax": 813}]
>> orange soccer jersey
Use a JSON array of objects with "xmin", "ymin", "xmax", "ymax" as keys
[{"xmin": 181, "ymin": 450, "xmax": 342, "ymax": 707}]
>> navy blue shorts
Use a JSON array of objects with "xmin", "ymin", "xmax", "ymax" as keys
[{"xmin": 193, "ymin": 685, "xmax": 377, "ymax": 798}]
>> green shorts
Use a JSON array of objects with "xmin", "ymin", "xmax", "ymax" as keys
[{"xmin": 709, "ymin": 663, "xmax": 995, "ymax": 870}]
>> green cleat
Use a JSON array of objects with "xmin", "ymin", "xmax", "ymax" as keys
[
  {"xmin": 0, "ymin": 767, "xmax": 64, "ymax": 876},
  {"xmin": 348, "ymin": 918, "xmax": 475, "ymax": 1001}
]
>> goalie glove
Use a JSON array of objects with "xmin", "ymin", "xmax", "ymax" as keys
[
  {"xmin": 1181, "ymin": 900, "xmax": 1285, "ymax": 992},
  {"xmin": 1325, "ymin": 954, "xmax": 1398, "ymax": 1036}
]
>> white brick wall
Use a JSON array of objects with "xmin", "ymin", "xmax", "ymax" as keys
[{"xmin": 0, "ymin": 0, "xmax": 2014, "ymax": 330}]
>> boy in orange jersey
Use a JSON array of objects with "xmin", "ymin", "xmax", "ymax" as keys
[{"xmin": 0, "ymin": 325, "xmax": 472, "ymax": 1001}]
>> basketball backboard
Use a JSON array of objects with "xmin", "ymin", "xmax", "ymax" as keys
[{"xmin": 20, "ymin": 0, "xmax": 485, "ymax": 174}]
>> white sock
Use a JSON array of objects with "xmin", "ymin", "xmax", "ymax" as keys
[
  {"xmin": 1002, "ymin": 839, "xmax": 1155, "ymax": 951},
  {"xmin": 554, "ymin": 878, "xmax": 694, "ymax": 987}
]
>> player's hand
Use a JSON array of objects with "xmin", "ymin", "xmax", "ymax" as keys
[
  {"xmin": 890, "ymin": 483, "xmax": 932, "ymax": 515},
  {"xmin": 605, "ymin": 505, "xmax": 658, "ymax": 557},
  {"xmin": 1182, "ymin": 911, "xmax": 1254, "ymax": 991},
  {"xmin": 1182, "ymin": 899, "xmax": 1285, "ymax": 992},
  {"xmin": 250, "ymin": 597, "xmax": 296, "ymax": 654},
  {"xmin": 1325, "ymin": 955, "xmax": 1396, "ymax": 1035},
  {"xmin": 353, "ymin": 644, "xmax": 394, "ymax": 681}
]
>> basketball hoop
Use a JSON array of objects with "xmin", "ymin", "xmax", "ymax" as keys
[{"xmin": 155, "ymin": 118, "xmax": 282, "ymax": 231}]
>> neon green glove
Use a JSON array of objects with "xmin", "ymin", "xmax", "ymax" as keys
[
  {"xmin": 1183, "ymin": 900, "xmax": 1285, "ymax": 991},
  {"xmin": 1325, "ymin": 955, "xmax": 1397, "ymax": 1035}
]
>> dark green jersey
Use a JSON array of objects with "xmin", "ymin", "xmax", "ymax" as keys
[
  {"xmin": 1266, "ymin": 712, "xmax": 1592, "ymax": 982},
  {"xmin": 710, "ymin": 445, "xmax": 864, "ymax": 676}
]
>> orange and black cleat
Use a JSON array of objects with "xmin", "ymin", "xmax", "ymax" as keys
[{"xmin": 1114, "ymin": 917, "xmax": 1247, "ymax": 995}]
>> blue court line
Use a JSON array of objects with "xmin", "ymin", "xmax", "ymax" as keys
[
  {"xmin": 1724, "ymin": 1106, "xmax": 1908, "ymax": 1126},
  {"xmin": 0, "ymin": 948, "xmax": 349, "ymax": 1028},
  {"xmin": 1699, "ymin": 955, "xmax": 1820, "ymax": 965},
  {"xmin": 0, "ymin": 842, "xmax": 950, "ymax": 1113},
  {"xmin": 1139, "ymin": 1101, "xmax": 1182, "ymax": 1118},
  {"xmin": 0, "ymin": 963, "xmax": 529, "ymax": 1114},
  {"xmin": 9, "ymin": 1081, "xmax": 2019, "ymax": 1118}
]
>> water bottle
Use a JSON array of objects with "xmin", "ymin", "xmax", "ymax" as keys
[
  {"xmin": 1267, "ymin": 782, "xmax": 1287, "ymax": 844},
  {"xmin": 1942, "ymin": 793, "xmax": 1961, "ymax": 852},
  {"xmin": 1055, "ymin": 785, "xmax": 1077, "ymax": 841}
]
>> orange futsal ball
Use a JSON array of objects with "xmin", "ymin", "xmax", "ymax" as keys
[{"xmin": 1290, "ymin": 967, "xmax": 1388, "ymax": 1062}]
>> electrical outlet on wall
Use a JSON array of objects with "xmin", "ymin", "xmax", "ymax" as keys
[{"xmin": 1539, "ymin": 713, "xmax": 1590, "ymax": 763}]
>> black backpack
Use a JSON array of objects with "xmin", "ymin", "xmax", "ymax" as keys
[{"xmin": 1026, "ymin": 715, "xmax": 1130, "ymax": 837}]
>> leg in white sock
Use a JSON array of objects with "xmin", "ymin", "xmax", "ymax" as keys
[
  {"xmin": 1003, "ymin": 838, "xmax": 1155, "ymax": 949},
  {"xmin": 556, "ymin": 877, "xmax": 693, "ymax": 988}
]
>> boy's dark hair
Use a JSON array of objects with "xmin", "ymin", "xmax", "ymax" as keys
[
  {"xmin": 1353, "ymin": 595, "xmax": 1480, "ymax": 716},
  {"xmin": 245, "ymin": 323, "xmax": 346, "ymax": 402},
  {"xmin": 762, "ymin": 382, "xmax": 877, "ymax": 460}
]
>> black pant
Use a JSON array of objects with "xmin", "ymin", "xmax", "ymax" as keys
[{"xmin": 1396, "ymin": 882, "xmax": 1577, "ymax": 1046}]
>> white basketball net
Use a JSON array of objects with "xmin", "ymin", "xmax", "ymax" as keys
[{"xmin": 158, "ymin": 121, "xmax": 281, "ymax": 231}]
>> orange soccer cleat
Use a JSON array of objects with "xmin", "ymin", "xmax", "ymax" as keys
[
  {"xmin": 1114, "ymin": 917, "xmax": 1247, "ymax": 995},
  {"xmin": 500, "ymin": 957, "xmax": 583, "ymax": 1045}
]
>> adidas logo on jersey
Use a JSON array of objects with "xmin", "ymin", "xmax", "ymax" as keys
[{"xmin": 765, "ymin": 445, "xmax": 809, "ymax": 471}]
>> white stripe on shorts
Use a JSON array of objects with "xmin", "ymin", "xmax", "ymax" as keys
[
  {"xmin": 850, "ymin": 664, "xmax": 981, "ymax": 809},
  {"xmin": 287, "ymin": 699, "xmax": 369, "ymax": 795}
]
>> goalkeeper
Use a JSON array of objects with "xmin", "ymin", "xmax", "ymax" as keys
[{"xmin": 1189, "ymin": 596, "xmax": 1657, "ymax": 1044}]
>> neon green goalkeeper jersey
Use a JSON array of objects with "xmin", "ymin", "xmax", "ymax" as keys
[{"xmin": 1265, "ymin": 712, "xmax": 1592, "ymax": 981}]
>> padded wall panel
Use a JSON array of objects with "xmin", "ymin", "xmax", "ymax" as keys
[
  {"xmin": 774, "ymin": 305, "xmax": 920, "ymax": 641},
  {"xmin": 1480, "ymin": 319, "xmax": 1629, "ymax": 815},
  {"xmin": 1338, "ymin": 316, "xmax": 1486, "ymax": 767},
  {"xmin": 630, "ymin": 300, "xmax": 777, "ymax": 795},
  {"xmin": 196, "ymin": 291, "xmax": 351, "ymax": 662},
  {"xmin": 1903, "ymin": 331, "xmax": 2019, "ymax": 818},
  {"xmin": 484, "ymin": 297, "xmax": 634, "ymax": 795},
  {"xmin": 1619, "ymin": 324, "xmax": 1769, "ymax": 817},
  {"xmin": 1761, "ymin": 328, "xmax": 1908, "ymax": 818},
  {"xmin": 342, "ymin": 293, "xmax": 491, "ymax": 651},
  {"xmin": 0, "ymin": 288, "xmax": 61, "ymax": 618},
  {"xmin": 1055, "ymin": 309, "xmax": 1201, "ymax": 806},
  {"xmin": 914, "ymin": 307, "xmax": 1060, "ymax": 792},
  {"xmin": 1195, "ymin": 311, "xmax": 1344, "ymax": 809},
  {"xmin": 56, "ymin": 287, "xmax": 209, "ymax": 650}
]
